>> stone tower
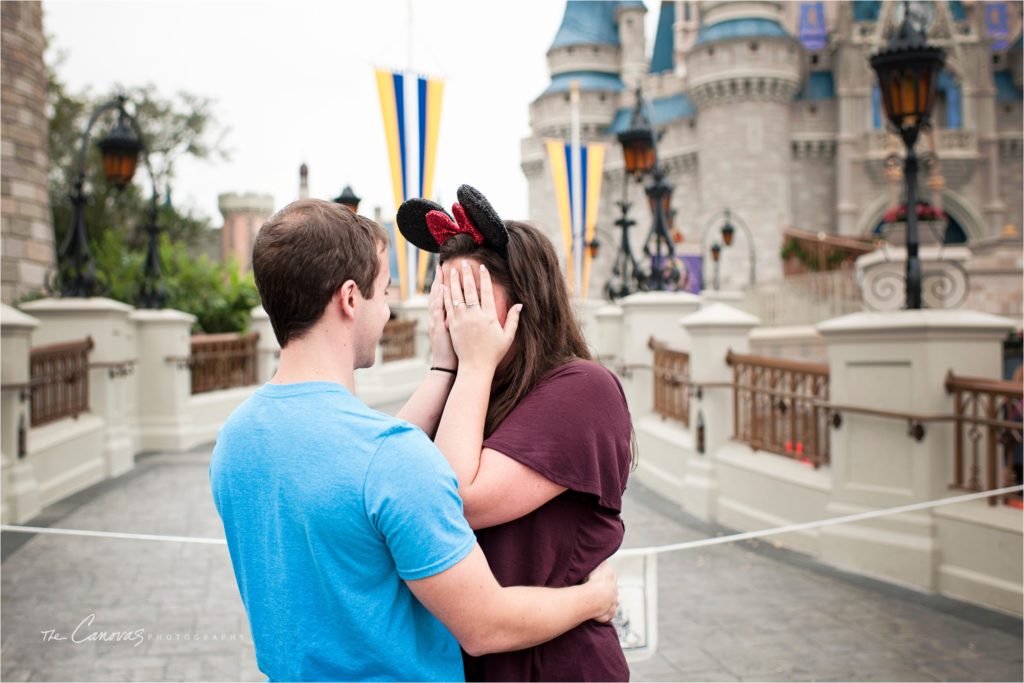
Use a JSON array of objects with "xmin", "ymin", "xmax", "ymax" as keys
[
  {"xmin": 687, "ymin": 1, "xmax": 802, "ymax": 288},
  {"xmin": 218, "ymin": 193, "xmax": 274, "ymax": 272},
  {"xmin": 1, "ymin": 2, "xmax": 54, "ymax": 304},
  {"xmin": 522, "ymin": 1, "xmax": 644, "ymax": 265},
  {"xmin": 299, "ymin": 162, "xmax": 309, "ymax": 200}
]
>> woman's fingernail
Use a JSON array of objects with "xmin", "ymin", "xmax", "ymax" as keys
[
  {"xmin": 462, "ymin": 260, "xmax": 468, "ymax": 268},
  {"xmin": 480, "ymin": 264, "xmax": 487, "ymax": 272}
]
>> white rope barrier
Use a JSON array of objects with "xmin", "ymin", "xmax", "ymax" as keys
[
  {"xmin": 616, "ymin": 484, "xmax": 1024, "ymax": 557},
  {"xmin": 2, "ymin": 485, "xmax": 1021, "ymax": 554}
]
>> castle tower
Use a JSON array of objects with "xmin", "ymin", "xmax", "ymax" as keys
[
  {"xmin": 686, "ymin": 0, "xmax": 802, "ymax": 287},
  {"xmin": 218, "ymin": 193, "xmax": 275, "ymax": 272},
  {"xmin": 618, "ymin": 1, "xmax": 648, "ymax": 89},
  {"xmin": 523, "ymin": 1, "xmax": 633, "ymax": 252},
  {"xmin": 298, "ymin": 163, "xmax": 309, "ymax": 200},
  {"xmin": 1, "ymin": 2, "xmax": 54, "ymax": 303}
]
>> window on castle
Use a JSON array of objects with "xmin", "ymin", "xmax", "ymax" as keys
[{"xmin": 934, "ymin": 70, "xmax": 963, "ymax": 129}]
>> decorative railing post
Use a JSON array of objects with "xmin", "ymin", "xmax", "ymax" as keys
[
  {"xmin": 1, "ymin": 305, "xmax": 41, "ymax": 524},
  {"xmin": 20, "ymin": 298, "xmax": 136, "ymax": 476},
  {"xmin": 618, "ymin": 292, "xmax": 701, "ymax": 416},
  {"xmin": 679, "ymin": 303, "xmax": 760, "ymax": 519},
  {"xmin": 817, "ymin": 309, "xmax": 1015, "ymax": 592},
  {"xmin": 131, "ymin": 309, "xmax": 196, "ymax": 452},
  {"xmin": 593, "ymin": 304, "xmax": 624, "ymax": 366}
]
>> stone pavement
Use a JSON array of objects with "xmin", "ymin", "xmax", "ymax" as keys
[{"xmin": 1, "ymin": 445, "xmax": 1021, "ymax": 682}]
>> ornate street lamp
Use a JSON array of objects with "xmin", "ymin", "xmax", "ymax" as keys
[
  {"xmin": 614, "ymin": 87, "xmax": 677, "ymax": 293},
  {"xmin": 720, "ymin": 210, "xmax": 735, "ymax": 247},
  {"xmin": 699, "ymin": 207, "xmax": 756, "ymax": 291},
  {"xmin": 605, "ymin": 174, "xmax": 644, "ymax": 300},
  {"xmin": 333, "ymin": 185, "xmax": 362, "ymax": 213},
  {"xmin": 870, "ymin": 2, "xmax": 945, "ymax": 309},
  {"xmin": 57, "ymin": 95, "xmax": 163, "ymax": 306},
  {"xmin": 710, "ymin": 242, "xmax": 722, "ymax": 291}
]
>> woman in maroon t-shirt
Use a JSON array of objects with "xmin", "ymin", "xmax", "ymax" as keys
[{"xmin": 397, "ymin": 187, "xmax": 634, "ymax": 682}]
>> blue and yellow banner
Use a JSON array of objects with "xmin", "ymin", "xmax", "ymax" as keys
[
  {"xmin": 376, "ymin": 69, "xmax": 445, "ymax": 298},
  {"xmin": 545, "ymin": 140, "xmax": 604, "ymax": 296}
]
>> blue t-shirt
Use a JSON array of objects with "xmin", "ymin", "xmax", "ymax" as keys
[{"xmin": 210, "ymin": 381, "xmax": 476, "ymax": 682}]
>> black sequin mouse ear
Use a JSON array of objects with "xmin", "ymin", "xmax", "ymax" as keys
[
  {"xmin": 396, "ymin": 198, "xmax": 448, "ymax": 253},
  {"xmin": 457, "ymin": 185, "xmax": 509, "ymax": 258}
]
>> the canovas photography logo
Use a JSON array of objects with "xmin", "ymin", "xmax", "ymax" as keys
[
  {"xmin": 41, "ymin": 613, "xmax": 145, "ymax": 647},
  {"xmin": 40, "ymin": 613, "xmax": 248, "ymax": 647}
]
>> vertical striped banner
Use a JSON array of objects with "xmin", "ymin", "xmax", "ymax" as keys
[
  {"xmin": 417, "ymin": 75, "xmax": 444, "ymax": 291},
  {"xmin": 545, "ymin": 139, "xmax": 604, "ymax": 297},
  {"xmin": 376, "ymin": 69, "xmax": 445, "ymax": 299},
  {"xmin": 582, "ymin": 143, "xmax": 604, "ymax": 296}
]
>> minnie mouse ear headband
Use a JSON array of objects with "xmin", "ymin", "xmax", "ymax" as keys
[{"xmin": 396, "ymin": 184, "xmax": 509, "ymax": 259}]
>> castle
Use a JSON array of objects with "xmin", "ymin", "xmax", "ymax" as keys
[{"xmin": 521, "ymin": 0, "xmax": 1023, "ymax": 294}]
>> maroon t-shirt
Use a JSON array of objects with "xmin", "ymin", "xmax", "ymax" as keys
[{"xmin": 464, "ymin": 359, "xmax": 633, "ymax": 682}]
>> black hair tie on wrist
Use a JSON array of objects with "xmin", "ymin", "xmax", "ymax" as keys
[{"xmin": 431, "ymin": 367, "xmax": 457, "ymax": 375}]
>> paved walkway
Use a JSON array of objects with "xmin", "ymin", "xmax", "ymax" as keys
[{"xmin": 1, "ymin": 446, "xmax": 1021, "ymax": 682}]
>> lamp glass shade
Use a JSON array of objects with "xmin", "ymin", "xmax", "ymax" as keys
[
  {"xmin": 97, "ymin": 117, "xmax": 143, "ymax": 189},
  {"xmin": 646, "ymin": 190, "xmax": 671, "ymax": 221},
  {"xmin": 721, "ymin": 222, "xmax": 735, "ymax": 247},
  {"xmin": 711, "ymin": 243, "xmax": 722, "ymax": 262},
  {"xmin": 870, "ymin": 43, "xmax": 944, "ymax": 135},
  {"xmin": 619, "ymin": 130, "xmax": 656, "ymax": 177}
]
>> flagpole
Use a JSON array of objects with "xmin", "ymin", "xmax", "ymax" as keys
[
  {"xmin": 406, "ymin": 0, "xmax": 418, "ymax": 299},
  {"xmin": 570, "ymin": 80, "xmax": 583, "ymax": 299}
]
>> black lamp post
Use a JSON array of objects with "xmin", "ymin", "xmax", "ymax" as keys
[
  {"xmin": 605, "ymin": 173, "xmax": 645, "ymax": 299},
  {"xmin": 333, "ymin": 185, "xmax": 362, "ymax": 213},
  {"xmin": 616, "ymin": 87, "xmax": 677, "ymax": 293},
  {"xmin": 870, "ymin": 2, "xmax": 945, "ymax": 309},
  {"xmin": 58, "ymin": 95, "xmax": 166, "ymax": 308}
]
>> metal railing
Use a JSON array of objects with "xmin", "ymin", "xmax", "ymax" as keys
[
  {"xmin": 649, "ymin": 338, "xmax": 690, "ymax": 427},
  {"xmin": 749, "ymin": 269, "xmax": 863, "ymax": 327},
  {"xmin": 381, "ymin": 319, "xmax": 417, "ymax": 362},
  {"xmin": 946, "ymin": 371, "xmax": 1023, "ymax": 506},
  {"xmin": 29, "ymin": 338, "xmax": 93, "ymax": 427},
  {"xmin": 190, "ymin": 332, "xmax": 259, "ymax": 395},
  {"xmin": 726, "ymin": 350, "xmax": 831, "ymax": 467}
]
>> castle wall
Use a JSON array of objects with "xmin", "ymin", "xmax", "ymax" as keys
[
  {"xmin": 1, "ymin": 2, "xmax": 54, "ymax": 304},
  {"xmin": 697, "ymin": 98, "xmax": 793, "ymax": 287}
]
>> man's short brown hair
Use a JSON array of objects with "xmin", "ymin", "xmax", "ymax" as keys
[{"xmin": 252, "ymin": 199, "xmax": 390, "ymax": 347}]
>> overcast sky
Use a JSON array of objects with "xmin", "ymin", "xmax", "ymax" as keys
[{"xmin": 44, "ymin": 1, "xmax": 660, "ymax": 227}]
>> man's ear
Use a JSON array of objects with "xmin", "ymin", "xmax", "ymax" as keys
[{"xmin": 337, "ymin": 279, "xmax": 359, "ymax": 320}]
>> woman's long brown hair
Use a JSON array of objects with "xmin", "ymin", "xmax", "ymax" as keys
[{"xmin": 440, "ymin": 220, "xmax": 591, "ymax": 437}]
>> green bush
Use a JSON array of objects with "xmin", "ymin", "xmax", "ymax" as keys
[{"xmin": 92, "ymin": 231, "xmax": 259, "ymax": 334}]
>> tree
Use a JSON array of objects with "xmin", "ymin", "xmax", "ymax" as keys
[{"xmin": 45, "ymin": 49, "xmax": 259, "ymax": 333}]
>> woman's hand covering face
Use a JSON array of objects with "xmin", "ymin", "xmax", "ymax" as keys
[
  {"xmin": 443, "ymin": 260, "xmax": 522, "ymax": 373},
  {"xmin": 428, "ymin": 264, "xmax": 457, "ymax": 370}
]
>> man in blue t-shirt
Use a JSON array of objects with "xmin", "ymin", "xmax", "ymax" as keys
[{"xmin": 210, "ymin": 199, "xmax": 618, "ymax": 682}]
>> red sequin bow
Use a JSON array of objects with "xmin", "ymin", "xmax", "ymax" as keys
[{"xmin": 425, "ymin": 203, "xmax": 485, "ymax": 248}]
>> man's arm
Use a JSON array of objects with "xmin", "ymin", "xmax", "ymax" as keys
[
  {"xmin": 406, "ymin": 545, "xmax": 618, "ymax": 656},
  {"xmin": 397, "ymin": 265, "xmax": 457, "ymax": 437}
]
